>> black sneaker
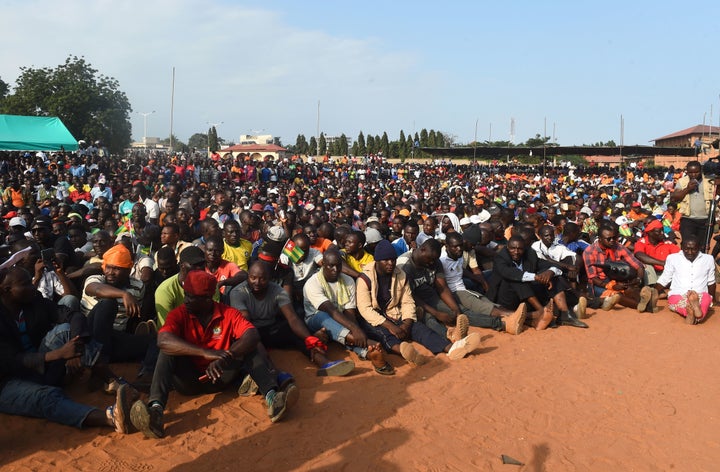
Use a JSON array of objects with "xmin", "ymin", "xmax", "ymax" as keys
[{"xmin": 130, "ymin": 401, "xmax": 164, "ymax": 438}]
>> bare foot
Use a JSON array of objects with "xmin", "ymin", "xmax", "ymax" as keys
[
  {"xmin": 366, "ymin": 344, "xmax": 386, "ymax": 369},
  {"xmin": 686, "ymin": 291, "xmax": 699, "ymax": 325}
]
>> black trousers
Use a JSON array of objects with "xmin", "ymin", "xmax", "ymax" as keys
[
  {"xmin": 148, "ymin": 351, "xmax": 278, "ymax": 408},
  {"xmin": 680, "ymin": 217, "xmax": 708, "ymax": 248},
  {"xmin": 87, "ymin": 299, "xmax": 152, "ymax": 364},
  {"xmin": 494, "ymin": 276, "xmax": 568, "ymax": 310}
]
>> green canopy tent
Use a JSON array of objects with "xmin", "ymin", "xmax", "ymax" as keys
[{"xmin": 0, "ymin": 114, "xmax": 78, "ymax": 151}]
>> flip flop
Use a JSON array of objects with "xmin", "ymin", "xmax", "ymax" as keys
[{"xmin": 373, "ymin": 362, "xmax": 396, "ymax": 376}]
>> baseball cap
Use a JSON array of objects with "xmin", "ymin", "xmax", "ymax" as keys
[{"xmin": 9, "ymin": 217, "xmax": 26, "ymax": 228}]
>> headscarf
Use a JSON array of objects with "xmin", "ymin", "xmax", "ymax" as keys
[{"xmin": 102, "ymin": 244, "xmax": 134, "ymax": 270}]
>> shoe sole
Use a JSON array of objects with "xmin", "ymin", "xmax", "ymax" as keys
[
  {"xmin": 506, "ymin": 303, "xmax": 527, "ymax": 335},
  {"xmin": 114, "ymin": 384, "xmax": 131, "ymax": 434},
  {"xmin": 400, "ymin": 342, "xmax": 427, "ymax": 366},
  {"xmin": 134, "ymin": 321, "xmax": 149, "ymax": 336},
  {"xmin": 317, "ymin": 360, "xmax": 355, "ymax": 377},
  {"xmin": 576, "ymin": 297, "xmax": 588, "ymax": 320},
  {"xmin": 637, "ymin": 287, "xmax": 651, "ymax": 312},
  {"xmin": 602, "ymin": 294, "xmax": 620, "ymax": 310},
  {"xmin": 453, "ymin": 314, "xmax": 469, "ymax": 343},
  {"xmin": 284, "ymin": 383, "xmax": 299, "ymax": 409},
  {"xmin": 536, "ymin": 300, "xmax": 554, "ymax": 330},
  {"xmin": 237, "ymin": 375, "xmax": 259, "ymax": 397},
  {"xmin": 649, "ymin": 289, "xmax": 658, "ymax": 313},
  {"xmin": 130, "ymin": 401, "xmax": 163, "ymax": 439},
  {"xmin": 448, "ymin": 332, "xmax": 481, "ymax": 360}
]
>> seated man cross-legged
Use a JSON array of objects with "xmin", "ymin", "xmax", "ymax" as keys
[{"xmin": 655, "ymin": 236, "xmax": 716, "ymax": 324}]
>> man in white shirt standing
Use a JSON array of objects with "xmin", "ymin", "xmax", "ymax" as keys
[{"xmin": 655, "ymin": 236, "xmax": 716, "ymax": 325}]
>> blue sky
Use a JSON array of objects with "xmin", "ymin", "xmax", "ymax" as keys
[{"xmin": 1, "ymin": 0, "xmax": 719, "ymax": 148}]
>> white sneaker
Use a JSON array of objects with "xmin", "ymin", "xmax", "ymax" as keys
[{"xmin": 447, "ymin": 332, "xmax": 481, "ymax": 360}]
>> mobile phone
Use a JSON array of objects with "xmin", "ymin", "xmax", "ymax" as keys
[
  {"xmin": 278, "ymin": 209, "xmax": 286, "ymax": 220},
  {"xmin": 41, "ymin": 248, "xmax": 56, "ymax": 271}
]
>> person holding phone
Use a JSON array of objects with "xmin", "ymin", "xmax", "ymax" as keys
[
  {"xmin": 671, "ymin": 160, "xmax": 716, "ymax": 250},
  {"xmin": 10, "ymin": 240, "xmax": 79, "ymax": 311}
]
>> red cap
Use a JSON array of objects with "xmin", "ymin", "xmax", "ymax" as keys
[
  {"xmin": 183, "ymin": 270, "xmax": 217, "ymax": 297},
  {"xmin": 251, "ymin": 203, "xmax": 263, "ymax": 212}
]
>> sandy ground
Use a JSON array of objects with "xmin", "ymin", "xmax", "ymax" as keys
[{"xmin": 2, "ymin": 299, "xmax": 720, "ymax": 472}]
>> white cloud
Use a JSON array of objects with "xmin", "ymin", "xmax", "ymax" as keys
[{"xmin": 0, "ymin": 0, "xmax": 427, "ymax": 144}]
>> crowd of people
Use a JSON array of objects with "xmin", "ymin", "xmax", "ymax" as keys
[{"xmin": 0, "ymin": 147, "xmax": 717, "ymax": 438}]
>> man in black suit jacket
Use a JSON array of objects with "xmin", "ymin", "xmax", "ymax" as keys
[{"xmin": 487, "ymin": 235, "xmax": 587, "ymax": 329}]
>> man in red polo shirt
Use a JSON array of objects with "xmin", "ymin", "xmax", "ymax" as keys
[
  {"xmin": 130, "ymin": 271, "xmax": 294, "ymax": 438},
  {"xmin": 634, "ymin": 219, "xmax": 680, "ymax": 285}
]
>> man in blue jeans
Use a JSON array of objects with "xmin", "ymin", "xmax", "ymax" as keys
[
  {"xmin": 356, "ymin": 240, "xmax": 481, "ymax": 364},
  {"xmin": 0, "ymin": 266, "xmax": 132, "ymax": 432},
  {"xmin": 303, "ymin": 250, "xmax": 395, "ymax": 375}
]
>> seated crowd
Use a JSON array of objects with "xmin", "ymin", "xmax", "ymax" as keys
[{"xmin": 0, "ymin": 150, "xmax": 716, "ymax": 438}]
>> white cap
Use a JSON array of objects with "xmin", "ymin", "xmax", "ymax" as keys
[
  {"xmin": 9, "ymin": 216, "xmax": 26, "ymax": 228},
  {"xmin": 615, "ymin": 216, "xmax": 630, "ymax": 226},
  {"xmin": 364, "ymin": 228, "xmax": 383, "ymax": 244},
  {"xmin": 469, "ymin": 215, "xmax": 482, "ymax": 224},
  {"xmin": 477, "ymin": 209, "xmax": 491, "ymax": 223},
  {"xmin": 266, "ymin": 225, "xmax": 286, "ymax": 242},
  {"xmin": 459, "ymin": 217, "xmax": 471, "ymax": 226}
]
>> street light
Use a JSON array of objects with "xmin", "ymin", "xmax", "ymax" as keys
[
  {"xmin": 207, "ymin": 121, "xmax": 223, "ymax": 158},
  {"xmin": 138, "ymin": 111, "xmax": 156, "ymax": 146}
]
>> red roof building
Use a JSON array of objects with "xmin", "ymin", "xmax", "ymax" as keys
[{"xmin": 218, "ymin": 143, "xmax": 291, "ymax": 161}]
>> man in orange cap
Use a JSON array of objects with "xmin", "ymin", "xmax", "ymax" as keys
[
  {"xmin": 81, "ymin": 244, "xmax": 153, "ymax": 390},
  {"xmin": 130, "ymin": 270, "xmax": 293, "ymax": 438}
]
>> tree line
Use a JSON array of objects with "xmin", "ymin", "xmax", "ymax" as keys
[{"xmin": 286, "ymin": 128, "xmax": 451, "ymax": 159}]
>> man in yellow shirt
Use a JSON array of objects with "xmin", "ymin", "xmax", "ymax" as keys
[
  {"xmin": 343, "ymin": 230, "xmax": 374, "ymax": 274},
  {"xmin": 222, "ymin": 219, "xmax": 252, "ymax": 271}
]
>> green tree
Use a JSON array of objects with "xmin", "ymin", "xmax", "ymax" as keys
[
  {"xmin": 380, "ymin": 132, "xmax": 390, "ymax": 156},
  {"xmin": 420, "ymin": 128, "xmax": 429, "ymax": 147},
  {"xmin": 187, "ymin": 133, "xmax": 208, "ymax": 151},
  {"xmin": 398, "ymin": 130, "xmax": 407, "ymax": 159},
  {"xmin": 273, "ymin": 136, "xmax": 283, "ymax": 147},
  {"xmin": 351, "ymin": 141, "xmax": 359, "ymax": 156},
  {"xmin": 309, "ymin": 136, "xmax": 318, "ymax": 155},
  {"xmin": 208, "ymin": 126, "xmax": 219, "ymax": 152},
  {"xmin": 428, "ymin": 130, "xmax": 437, "ymax": 147},
  {"xmin": 524, "ymin": 134, "xmax": 552, "ymax": 147},
  {"xmin": 318, "ymin": 132, "xmax": 327, "ymax": 155},
  {"xmin": 338, "ymin": 133, "xmax": 349, "ymax": 155},
  {"xmin": 159, "ymin": 134, "xmax": 188, "ymax": 153},
  {"xmin": 295, "ymin": 134, "xmax": 308, "ymax": 154},
  {"xmin": 1, "ymin": 56, "xmax": 132, "ymax": 153},
  {"xmin": 357, "ymin": 131, "xmax": 366, "ymax": 156},
  {"xmin": 367, "ymin": 134, "xmax": 376, "ymax": 155},
  {"xmin": 436, "ymin": 131, "xmax": 446, "ymax": 147},
  {"xmin": 0, "ymin": 77, "xmax": 9, "ymax": 103}
]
